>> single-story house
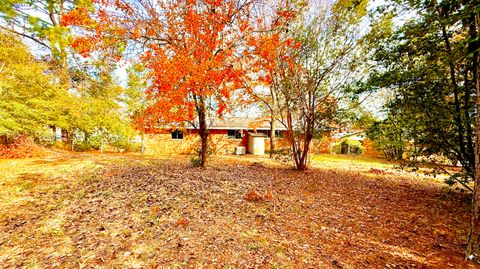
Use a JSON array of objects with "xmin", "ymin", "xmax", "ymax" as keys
[{"xmin": 143, "ymin": 117, "xmax": 290, "ymax": 155}]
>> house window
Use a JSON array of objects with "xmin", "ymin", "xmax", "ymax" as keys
[
  {"xmin": 171, "ymin": 130, "xmax": 183, "ymax": 140},
  {"xmin": 228, "ymin": 129, "xmax": 242, "ymax": 139},
  {"xmin": 257, "ymin": 130, "xmax": 283, "ymax": 138}
]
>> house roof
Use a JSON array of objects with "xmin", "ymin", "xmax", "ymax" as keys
[{"xmin": 332, "ymin": 131, "xmax": 365, "ymax": 141}]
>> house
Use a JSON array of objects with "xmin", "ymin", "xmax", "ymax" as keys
[
  {"xmin": 143, "ymin": 117, "xmax": 289, "ymax": 155},
  {"xmin": 328, "ymin": 130, "xmax": 382, "ymax": 157}
]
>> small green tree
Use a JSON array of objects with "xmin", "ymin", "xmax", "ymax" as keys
[
  {"xmin": 366, "ymin": 117, "xmax": 407, "ymax": 160},
  {"xmin": 0, "ymin": 32, "xmax": 71, "ymax": 139},
  {"xmin": 67, "ymin": 64, "xmax": 136, "ymax": 151},
  {"xmin": 332, "ymin": 139, "xmax": 365, "ymax": 155},
  {"xmin": 123, "ymin": 63, "xmax": 148, "ymax": 153}
]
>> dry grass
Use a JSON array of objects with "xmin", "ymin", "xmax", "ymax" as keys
[{"xmin": 0, "ymin": 152, "xmax": 477, "ymax": 268}]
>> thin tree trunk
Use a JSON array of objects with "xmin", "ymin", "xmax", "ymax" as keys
[
  {"xmin": 269, "ymin": 117, "xmax": 276, "ymax": 158},
  {"xmin": 464, "ymin": 67, "xmax": 475, "ymax": 166},
  {"xmin": 141, "ymin": 132, "xmax": 145, "ymax": 154},
  {"xmin": 466, "ymin": 11, "xmax": 480, "ymax": 260},
  {"xmin": 286, "ymin": 107, "xmax": 300, "ymax": 169},
  {"xmin": 269, "ymin": 87, "xmax": 277, "ymax": 158},
  {"xmin": 466, "ymin": 64, "xmax": 480, "ymax": 259},
  {"xmin": 61, "ymin": 129, "xmax": 69, "ymax": 144},
  {"xmin": 197, "ymin": 97, "xmax": 209, "ymax": 167},
  {"xmin": 298, "ymin": 118, "xmax": 314, "ymax": 170}
]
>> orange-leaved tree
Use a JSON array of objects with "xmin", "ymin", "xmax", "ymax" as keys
[
  {"xmin": 62, "ymin": 0, "xmax": 259, "ymax": 166},
  {"xmin": 250, "ymin": 0, "xmax": 367, "ymax": 170},
  {"xmin": 247, "ymin": 2, "xmax": 302, "ymax": 158}
]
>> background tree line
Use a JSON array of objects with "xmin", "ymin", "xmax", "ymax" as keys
[
  {"xmin": 362, "ymin": 0, "xmax": 479, "ymax": 259},
  {"xmin": 0, "ymin": 0, "xmax": 143, "ymax": 152}
]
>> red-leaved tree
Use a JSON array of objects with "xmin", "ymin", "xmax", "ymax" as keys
[{"xmin": 62, "ymin": 0, "xmax": 259, "ymax": 166}]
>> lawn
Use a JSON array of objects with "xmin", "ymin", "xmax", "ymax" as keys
[{"xmin": 0, "ymin": 152, "xmax": 477, "ymax": 268}]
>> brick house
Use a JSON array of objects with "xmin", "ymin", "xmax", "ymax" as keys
[{"xmin": 143, "ymin": 117, "xmax": 289, "ymax": 155}]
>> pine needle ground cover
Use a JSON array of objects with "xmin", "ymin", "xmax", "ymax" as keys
[{"xmin": 0, "ymin": 153, "xmax": 476, "ymax": 268}]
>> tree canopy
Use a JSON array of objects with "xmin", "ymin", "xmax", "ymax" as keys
[{"xmin": 0, "ymin": 32, "xmax": 71, "ymax": 138}]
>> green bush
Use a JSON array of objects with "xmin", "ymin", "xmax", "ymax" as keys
[
  {"xmin": 52, "ymin": 141, "xmax": 66, "ymax": 150},
  {"xmin": 190, "ymin": 155, "xmax": 202, "ymax": 167},
  {"xmin": 109, "ymin": 140, "xmax": 141, "ymax": 153},
  {"xmin": 269, "ymin": 148, "xmax": 292, "ymax": 164},
  {"xmin": 73, "ymin": 140, "xmax": 93, "ymax": 152},
  {"xmin": 332, "ymin": 139, "xmax": 364, "ymax": 155}
]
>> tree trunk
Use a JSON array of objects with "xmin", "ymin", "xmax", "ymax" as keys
[
  {"xmin": 466, "ymin": 11, "xmax": 480, "ymax": 260},
  {"xmin": 298, "ymin": 124, "xmax": 313, "ymax": 170},
  {"xmin": 269, "ymin": 117, "xmax": 276, "ymax": 158},
  {"xmin": 285, "ymin": 107, "xmax": 301, "ymax": 169},
  {"xmin": 297, "ymin": 151, "xmax": 309, "ymax": 170},
  {"xmin": 199, "ymin": 130, "xmax": 208, "ymax": 166},
  {"xmin": 197, "ymin": 97, "xmax": 209, "ymax": 167},
  {"xmin": 61, "ymin": 129, "xmax": 69, "ymax": 144},
  {"xmin": 466, "ymin": 65, "xmax": 480, "ymax": 260},
  {"xmin": 51, "ymin": 126, "xmax": 57, "ymax": 143},
  {"xmin": 287, "ymin": 120, "xmax": 312, "ymax": 170},
  {"xmin": 141, "ymin": 132, "xmax": 145, "ymax": 154},
  {"xmin": 269, "ymin": 87, "xmax": 277, "ymax": 158}
]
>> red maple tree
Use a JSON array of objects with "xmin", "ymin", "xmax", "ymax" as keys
[{"xmin": 62, "ymin": 0, "xmax": 260, "ymax": 166}]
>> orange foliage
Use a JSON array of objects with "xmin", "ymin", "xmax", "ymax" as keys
[
  {"xmin": 246, "ymin": 2, "xmax": 302, "ymax": 100},
  {"xmin": 0, "ymin": 136, "xmax": 49, "ymax": 158},
  {"xmin": 150, "ymin": 205, "xmax": 160, "ymax": 215},
  {"xmin": 264, "ymin": 190, "xmax": 273, "ymax": 201},
  {"xmin": 245, "ymin": 190, "xmax": 263, "ymax": 202},
  {"xmin": 175, "ymin": 218, "xmax": 189, "ymax": 227},
  {"xmin": 363, "ymin": 138, "xmax": 383, "ymax": 158},
  {"xmin": 245, "ymin": 189, "xmax": 273, "ymax": 202},
  {"xmin": 62, "ymin": 0, "xmax": 260, "ymax": 131}
]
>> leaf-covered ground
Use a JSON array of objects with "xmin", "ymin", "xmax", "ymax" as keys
[{"xmin": 0, "ymin": 153, "xmax": 477, "ymax": 268}]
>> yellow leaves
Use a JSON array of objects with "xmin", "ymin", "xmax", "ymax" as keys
[{"xmin": 332, "ymin": 0, "xmax": 368, "ymax": 24}]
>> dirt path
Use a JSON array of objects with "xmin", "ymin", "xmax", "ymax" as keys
[{"xmin": 0, "ymin": 154, "xmax": 477, "ymax": 268}]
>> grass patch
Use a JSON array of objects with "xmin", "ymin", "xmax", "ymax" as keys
[
  {"xmin": 311, "ymin": 154, "xmax": 394, "ymax": 170},
  {"xmin": 14, "ymin": 180, "xmax": 34, "ymax": 192}
]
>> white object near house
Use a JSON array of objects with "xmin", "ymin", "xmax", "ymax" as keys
[
  {"xmin": 55, "ymin": 127, "xmax": 62, "ymax": 140},
  {"xmin": 247, "ymin": 132, "xmax": 267, "ymax": 155},
  {"xmin": 235, "ymin": 146, "xmax": 246, "ymax": 155}
]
